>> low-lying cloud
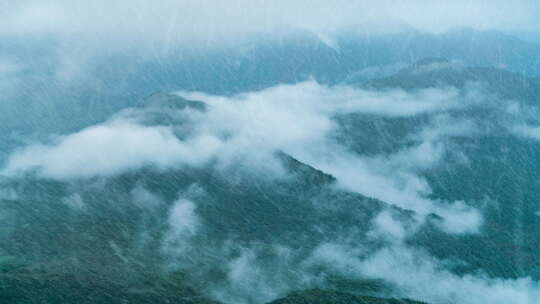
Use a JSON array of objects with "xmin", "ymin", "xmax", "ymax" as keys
[
  {"xmin": 2, "ymin": 81, "xmax": 484, "ymax": 237},
  {"xmin": 4, "ymin": 79, "xmax": 538, "ymax": 303},
  {"xmin": 2, "ymin": 121, "xmax": 222, "ymax": 179},
  {"xmin": 2, "ymin": 81, "xmax": 463, "ymax": 180}
]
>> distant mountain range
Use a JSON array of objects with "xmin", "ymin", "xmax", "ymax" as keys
[{"xmin": 1, "ymin": 29, "xmax": 539, "ymax": 136}]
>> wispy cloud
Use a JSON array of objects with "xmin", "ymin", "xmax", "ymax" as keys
[{"xmin": 2, "ymin": 81, "xmax": 484, "ymax": 237}]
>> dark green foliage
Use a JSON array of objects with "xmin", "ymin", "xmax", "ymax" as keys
[
  {"xmin": 2, "ymin": 53, "xmax": 540, "ymax": 303},
  {"xmin": 0, "ymin": 272, "xmax": 220, "ymax": 304},
  {"xmin": 266, "ymin": 289, "xmax": 427, "ymax": 304}
]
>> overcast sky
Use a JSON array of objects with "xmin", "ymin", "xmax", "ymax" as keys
[{"xmin": 1, "ymin": 0, "xmax": 539, "ymax": 46}]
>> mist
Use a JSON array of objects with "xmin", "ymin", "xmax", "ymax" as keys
[{"xmin": 1, "ymin": 2, "xmax": 540, "ymax": 304}]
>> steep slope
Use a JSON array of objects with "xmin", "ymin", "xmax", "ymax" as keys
[
  {"xmin": 267, "ymin": 289, "xmax": 427, "ymax": 304},
  {"xmin": 3, "ymin": 62, "xmax": 540, "ymax": 303},
  {"xmin": 338, "ymin": 60, "xmax": 540, "ymax": 279}
]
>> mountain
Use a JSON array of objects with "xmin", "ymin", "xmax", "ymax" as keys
[
  {"xmin": 0, "ymin": 92, "xmax": 395, "ymax": 303},
  {"xmin": 1, "ymin": 29, "xmax": 539, "ymax": 138},
  {"xmin": 267, "ymin": 289, "xmax": 427, "ymax": 304},
  {"xmin": 2, "ymin": 56, "xmax": 540, "ymax": 303},
  {"xmin": 357, "ymin": 57, "xmax": 540, "ymax": 104},
  {"xmin": 335, "ymin": 59, "xmax": 540, "ymax": 279}
]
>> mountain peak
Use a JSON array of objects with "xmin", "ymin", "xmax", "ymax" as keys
[
  {"xmin": 413, "ymin": 57, "xmax": 450, "ymax": 67},
  {"xmin": 142, "ymin": 92, "xmax": 206, "ymax": 111}
]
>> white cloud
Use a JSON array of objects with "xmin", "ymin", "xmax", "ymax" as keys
[
  {"xmin": 432, "ymin": 201, "xmax": 483, "ymax": 235},
  {"xmin": 306, "ymin": 240, "xmax": 539, "ymax": 304},
  {"xmin": 131, "ymin": 185, "xmax": 163, "ymax": 210},
  {"xmin": 359, "ymin": 246, "xmax": 538, "ymax": 304},
  {"xmin": 162, "ymin": 198, "xmax": 200, "ymax": 259},
  {"xmin": 513, "ymin": 125, "xmax": 540, "ymax": 140},
  {"xmin": 3, "ymin": 81, "xmax": 462, "ymax": 179},
  {"xmin": 369, "ymin": 210, "xmax": 408, "ymax": 242},
  {"xmin": 167, "ymin": 198, "xmax": 199, "ymax": 237},
  {"xmin": 180, "ymin": 81, "xmax": 462, "ymax": 118},
  {"xmin": 2, "ymin": 120, "xmax": 223, "ymax": 179},
  {"xmin": 212, "ymin": 249, "xmax": 284, "ymax": 304},
  {"xmin": 61, "ymin": 193, "xmax": 85, "ymax": 210},
  {"xmin": 2, "ymin": 81, "xmax": 484, "ymax": 236},
  {"xmin": 186, "ymin": 83, "xmax": 483, "ymax": 238}
]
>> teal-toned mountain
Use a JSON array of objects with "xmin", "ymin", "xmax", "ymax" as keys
[{"xmin": 2, "ymin": 57, "xmax": 540, "ymax": 303}]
